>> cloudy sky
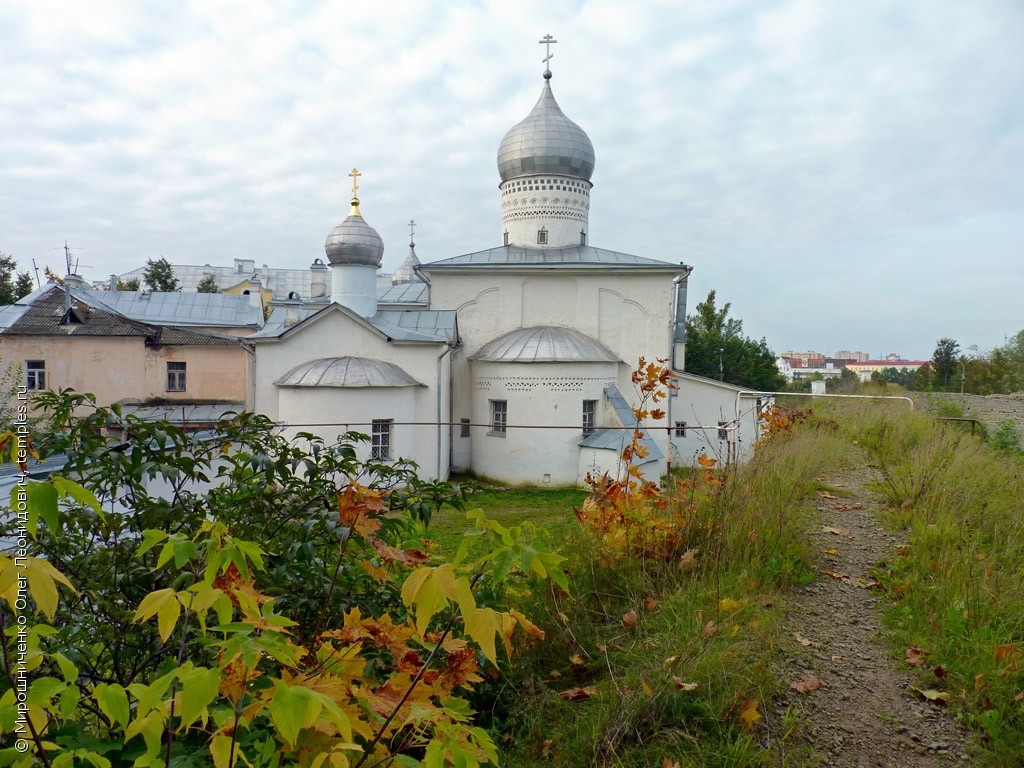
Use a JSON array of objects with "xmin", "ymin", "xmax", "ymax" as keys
[{"xmin": 2, "ymin": 0, "xmax": 1022, "ymax": 359}]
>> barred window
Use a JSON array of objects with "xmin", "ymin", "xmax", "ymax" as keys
[
  {"xmin": 371, "ymin": 419, "xmax": 393, "ymax": 460},
  {"xmin": 718, "ymin": 421, "xmax": 729, "ymax": 440},
  {"xmin": 674, "ymin": 421, "xmax": 687, "ymax": 437},
  {"xmin": 489, "ymin": 400, "xmax": 507, "ymax": 436},
  {"xmin": 582, "ymin": 399, "xmax": 597, "ymax": 436},
  {"xmin": 460, "ymin": 418, "xmax": 471, "ymax": 438}
]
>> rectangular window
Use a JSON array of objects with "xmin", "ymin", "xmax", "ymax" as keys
[
  {"xmin": 460, "ymin": 418, "xmax": 471, "ymax": 438},
  {"xmin": 674, "ymin": 420, "xmax": 687, "ymax": 437},
  {"xmin": 25, "ymin": 361, "xmax": 45, "ymax": 391},
  {"xmin": 537, "ymin": 229, "xmax": 548, "ymax": 245},
  {"xmin": 489, "ymin": 400, "xmax": 507, "ymax": 436},
  {"xmin": 718, "ymin": 421, "xmax": 729, "ymax": 440},
  {"xmin": 371, "ymin": 419, "xmax": 393, "ymax": 460},
  {"xmin": 582, "ymin": 399, "xmax": 597, "ymax": 436},
  {"xmin": 167, "ymin": 362, "xmax": 187, "ymax": 392}
]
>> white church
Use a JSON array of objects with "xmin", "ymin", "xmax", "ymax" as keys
[{"xmin": 250, "ymin": 55, "xmax": 766, "ymax": 485}]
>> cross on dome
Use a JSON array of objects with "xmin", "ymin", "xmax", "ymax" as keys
[
  {"xmin": 348, "ymin": 168, "xmax": 363, "ymax": 216},
  {"xmin": 539, "ymin": 34, "xmax": 557, "ymax": 77},
  {"xmin": 408, "ymin": 218, "xmax": 416, "ymax": 245}
]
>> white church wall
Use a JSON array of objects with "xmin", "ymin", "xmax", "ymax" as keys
[
  {"xmin": 668, "ymin": 375, "xmax": 764, "ymax": 466},
  {"xmin": 470, "ymin": 359, "xmax": 618, "ymax": 485}
]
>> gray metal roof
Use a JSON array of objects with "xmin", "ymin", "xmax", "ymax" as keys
[
  {"xmin": 421, "ymin": 245, "xmax": 682, "ymax": 270},
  {"xmin": 498, "ymin": 74, "xmax": 595, "ymax": 183},
  {"xmin": 276, "ymin": 357, "xmax": 423, "ymax": 388},
  {"xmin": 86, "ymin": 290, "xmax": 263, "ymax": 328},
  {"xmin": 391, "ymin": 243, "xmax": 424, "ymax": 285},
  {"xmin": 580, "ymin": 384, "xmax": 664, "ymax": 464},
  {"xmin": 3, "ymin": 286, "xmax": 153, "ymax": 337},
  {"xmin": 372, "ymin": 310, "xmax": 456, "ymax": 343},
  {"xmin": 377, "ymin": 281, "xmax": 428, "ymax": 306},
  {"xmin": 118, "ymin": 403, "xmax": 246, "ymax": 423},
  {"xmin": 249, "ymin": 305, "xmax": 323, "ymax": 339},
  {"xmin": 0, "ymin": 303, "xmax": 30, "ymax": 331},
  {"xmin": 473, "ymin": 326, "xmax": 619, "ymax": 363}
]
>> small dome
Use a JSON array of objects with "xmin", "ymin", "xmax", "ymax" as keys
[
  {"xmin": 497, "ymin": 75, "xmax": 595, "ymax": 183},
  {"xmin": 325, "ymin": 206, "xmax": 384, "ymax": 267},
  {"xmin": 473, "ymin": 326, "xmax": 619, "ymax": 363},
  {"xmin": 275, "ymin": 357, "xmax": 422, "ymax": 388},
  {"xmin": 391, "ymin": 241, "xmax": 423, "ymax": 285}
]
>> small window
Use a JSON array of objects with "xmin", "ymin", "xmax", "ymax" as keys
[
  {"xmin": 371, "ymin": 419, "xmax": 393, "ymax": 460},
  {"xmin": 582, "ymin": 399, "xmax": 597, "ymax": 436},
  {"xmin": 460, "ymin": 418, "xmax": 471, "ymax": 438},
  {"xmin": 503, "ymin": 231, "xmax": 509, "ymax": 246},
  {"xmin": 167, "ymin": 362, "xmax": 186, "ymax": 392},
  {"xmin": 580, "ymin": 230, "xmax": 586, "ymax": 246},
  {"xmin": 489, "ymin": 400, "xmax": 507, "ymax": 436},
  {"xmin": 674, "ymin": 421, "xmax": 687, "ymax": 437},
  {"xmin": 537, "ymin": 229, "xmax": 548, "ymax": 245},
  {"xmin": 25, "ymin": 361, "xmax": 45, "ymax": 391},
  {"xmin": 717, "ymin": 421, "xmax": 728, "ymax": 440}
]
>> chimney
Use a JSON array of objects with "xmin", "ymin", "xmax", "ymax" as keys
[
  {"xmin": 282, "ymin": 296, "xmax": 302, "ymax": 327},
  {"xmin": 310, "ymin": 258, "xmax": 328, "ymax": 298},
  {"xmin": 109, "ymin": 274, "xmax": 118, "ymax": 291},
  {"xmin": 247, "ymin": 278, "xmax": 263, "ymax": 312}
]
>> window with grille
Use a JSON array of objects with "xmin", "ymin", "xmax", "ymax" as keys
[
  {"xmin": 460, "ymin": 418, "xmax": 471, "ymax": 438},
  {"xmin": 718, "ymin": 421, "xmax": 728, "ymax": 440},
  {"xmin": 371, "ymin": 419, "xmax": 393, "ymax": 460},
  {"xmin": 674, "ymin": 421, "xmax": 687, "ymax": 437},
  {"xmin": 582, "ymin": 399, "xmax": 597, "ymax": 436},
  {"xmin": 489, "ymin": 400, "xmax": 507, "ymax": 436},
  {"xmin": 25, "ymin": 361, "xmax": 45, "ymax": 390},
  {"xmin": 167, "ymin": 362, "xmax": 187, "ymax": 391}
]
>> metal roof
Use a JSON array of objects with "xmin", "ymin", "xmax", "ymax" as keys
[
  {"xmin": 118, "ymin": 403, "xmax": 246, "ymax": 422},
  {"xmin": 325, "ymin": 212, "xmax": 385, "ymax": 266},
  {"xmin": 3, "ymin": 286, "xmax": 153, "ymax": 337},
  {"xmin": 498, "ymin": 74, "xmax": 595, "ymax": 183},
  {"xmin": 473, "ymin": 326, "xmax": 619, "ymax": 363},
  {"xmin": 276, "ymin": 357, "xmax": 423, "ymax": 388},
  {"xmin": 88, "ymin": 290, "xmax": 263, "ymax": 328},
  {"xmin": 580, "ymin": 384, "xmax": 664, "ymax": 464},
  {"xmin": 421, "ymin": 245, "xmax": 683, "ymax": 270},
  {"xmin": 377, "ymin": 282, "xmax": 428, "ymax": 306},
  {"xmin": 252, "ymin": 304, "xmax": 454, "ymax": 344}
]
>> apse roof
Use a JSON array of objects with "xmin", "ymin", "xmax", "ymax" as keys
[
  {"xmin": 472, "ymin": 326, "xmax": 619, "ymax": 363},
  {"xmin": 275, "ymin": 357, "xmax": 423, "ymax": 388}
]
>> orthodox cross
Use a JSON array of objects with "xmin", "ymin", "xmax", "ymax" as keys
[
  {"xmin": 539, "ymin": 34, "xmax": 557, "ymax": 70},
  {"xmin": 408, "ymin": 219, "xmax": 416, "ymax": 243},
  {"xmin": 348, "ymin": 168, "xmax": 361, "ymax": 199}
]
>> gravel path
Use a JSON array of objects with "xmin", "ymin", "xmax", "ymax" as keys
[{"xmin": 771, "ymin": 466, "xmax": 973, "ymax": 767}]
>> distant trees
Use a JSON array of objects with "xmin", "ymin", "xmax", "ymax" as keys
[
  {"xmin": 195, "ymin": 272, "xmax": 220, "ymax": 293},
  {"xmin": 142, "ymin": 257, "xmax": 180, "ymax": 291},
  {"xmin": 116, "ymin": 277, "xmax": 141, "ymax": 291},
  {"xmin": 931, "ymin": 337, "xmax": 961, "ymax": 391},
  {"xmin": 684, "ymin": 290, "xmax": 786, "ymax": 391},
  {"xmin": 0, "ymin": 252, "xmax": 35, "ymax": 304}
]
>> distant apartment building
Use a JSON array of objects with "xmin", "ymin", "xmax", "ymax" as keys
[{"xmin": 834, "ymin": 350, "xmax": 869, "ymax": 362}]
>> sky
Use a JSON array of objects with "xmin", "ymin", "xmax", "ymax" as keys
[{"xmin": 2, "ymin": 0, "xmax": 1022, "ymax": 360}]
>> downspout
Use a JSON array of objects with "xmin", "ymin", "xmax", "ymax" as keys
[
  {"xmin": 667, "ymin": 265, "xmax": 692, "ymax": 474},
  {"xmin": 436, "ymin": 342, "xmax": 454, "ymax": 480},
  {"xmin": 242, "ymin": 340, "xmax": 256, "ymax": 412}
]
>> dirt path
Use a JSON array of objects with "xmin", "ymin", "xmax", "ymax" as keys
[{"xmin": 772, "ymin": 466, "xmax": 973, "ymax": 767}]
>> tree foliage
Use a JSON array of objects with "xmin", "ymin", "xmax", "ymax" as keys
[
  {"xmin": 143, "ymin": 257, "xmax": 181, "ymax": 292},
  {"xmin": 930, "ymin": 337, "xmax": 961, "ymax": 391},
  {"xmin": 196, "ymin": 273, "xmax": 220, "ymax": 293},
  {"xmin": 117, "ymin": 277, "xmax": 141, "ymax": 291},
  {"xmin": 0, "ymin": 252, "xmax": 35, "ymax": 304},
  {"xmin": 0, "ymin": 392, "xmax": 566, "ymax": 767},
  {"xmin": 684, "ymin": 290, "xmax": 785, "ymax": 391}
]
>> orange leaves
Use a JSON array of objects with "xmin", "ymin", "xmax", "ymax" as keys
[
  {"xmin": 371, "ymin": 539, "xmax": 429, "ymax": 567},
  {"xmin": 994, "ymin": 644, "xmax": 1022, "ymax": 662},
  {"xmin": 336, "ymin": 483, "xmax": 385, "ymax": 538},
  {"xmin": 559, "ymin": 686, "xmax": 598, "ymax": 701},
  {"xmin": 738, "ymin": 699, "xmax": 761, "ymax": 730},
  {"xmin": 905, "ymin": 646, "xmax": 929, "ymax": 667},
  {"xmin": 621, "ymin": 610, "xmax": 640, "ymax": 630},
  {"xmin": 789, "ymin": 673, "xmax": 820, "ymax": 695},
  {"xmin": 756, "ymin": 404, "xmax": 811, "ymax": 446}
]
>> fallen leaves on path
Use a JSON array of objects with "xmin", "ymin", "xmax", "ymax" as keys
[
  {"xmin": 910, "ymin": 686, "xmax": 950, "ymax": 705},
  {"xmin": 818, "ymin": 491, "xmax": 838, "ymax": 499},
  {"xmin": 790, "ymin": 673, "xmax": 821, "ymax": 695},
  {"xmin": 822, "ymin": 569, "xmax": 851, "ymax": 580},
  {"xmin": 794, "ymin": 632, "xmax": 820, "ymax": 648}
]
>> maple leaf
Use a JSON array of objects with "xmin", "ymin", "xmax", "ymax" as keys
[
  {"xmin": 789, "ymin": 673, "xmax": 820, "ymax": 695},
  {"xmin": 621, "ymin": 610, "xmax": 639, "ymax": 629},
  {"xmin": 905, "ymin": 646, "xmax": 929, "ymax": 667},
  {"xmin": 910, "ymin": 686, "xmax": 950, "ymax": 705},
  {"xmin": 559, "ymin": 686, "xmax": 598, "ymax": 701},
  {"xmin": 697, "ymin": 452, "xmax": 717, "ymax": 468},
  {"xmin": 671, "ymin": 677, "xmax": 699, "ymax": 691},
  {"xmin": 738, "ymin": 699, "xmax": 761, "ymax": 730},
  {"xmin": 650, "ymin": 408, "xmax": 666, "ymax": 420},
  {"xmin": 702, "ymin": 620, "xmax": 718, "ymax": 638},
  {"xmin": 822, "ymin": 570, "xmax": 850, "ymax": 580},
  {"xmin": 440, "ymin": 646, "xmax": 483, "ymax": 689},
  {"xmin": 371, "ymin": 539, "xmax": 429, "ymax": 567},
  {"xmin": 644, "ymin": 597, "xmax": 659, "ymax": 612}
]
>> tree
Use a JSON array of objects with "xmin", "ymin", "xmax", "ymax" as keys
[
  {"xmin": 931, "ymin": 337, "xmax": 960, "ymax": 391},
  {"xmin": 116, "ymin": 276, "xmax": 141, "ymax": 291},
  {"xmin": 143, "ymin": 257, "xmax": 181, "ymax": 291},
  {"xmin": 684, "ymin": 290, "xmax": 786, "ymax": 391},
  {"xmin": 0, "ymin": 252, "xmax": 34, "ymax": 304},
  {"xmin": 195, "ymin": 272, "xmax": 220, "ymax": 293}
]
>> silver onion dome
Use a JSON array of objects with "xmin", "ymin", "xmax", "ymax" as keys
[
  {"xmin": 325, "ymin": 202, "xmax": 384, "ymax": 267},
  {"xmin": 497, "ymin": 73, "xmax": 596, "ymax": 183}
]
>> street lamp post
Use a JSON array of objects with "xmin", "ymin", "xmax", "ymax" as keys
[{"xmin": 719, "ymin": 348, "xmax": 724, "ymax": 381}]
